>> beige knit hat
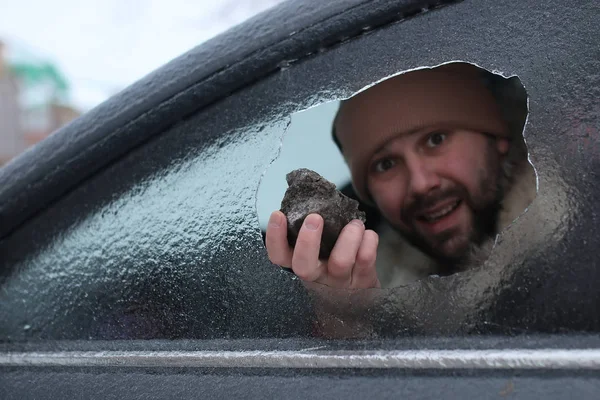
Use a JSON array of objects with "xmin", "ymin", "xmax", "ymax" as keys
[{"xmin": 333, "ymin": 63, "xmax": 512, "ymax": 204}]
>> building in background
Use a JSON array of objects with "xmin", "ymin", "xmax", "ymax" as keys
[
  {"xmin": 0, "ymin": 41, "xmax": 24, "ymax": 166},
  {"xmin": 0, "ymin": 40, "xmax": 80, "ymax": 166}
]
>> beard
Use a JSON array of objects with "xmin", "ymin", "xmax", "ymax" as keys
[{"xmin": 391, "ymin": 144, "xmax": 507, "ymax": 275}]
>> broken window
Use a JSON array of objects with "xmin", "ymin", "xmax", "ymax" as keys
[{"xmin": 259, "ymin": 62, "xmax": 538, "ymax": 291}]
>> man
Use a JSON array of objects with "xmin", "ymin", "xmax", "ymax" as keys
[{"xmin": 266, "ymin": 62, "xmax": 536, "ymax": 289}]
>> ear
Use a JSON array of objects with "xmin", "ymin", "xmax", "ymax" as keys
[{"xmin": 496, "ymin": 138, "xmax": 510, "ymax": 156}]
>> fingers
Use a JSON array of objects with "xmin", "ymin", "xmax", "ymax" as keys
[
  {"xmin": 265, "ymin": 211, "xmax": 293, "ymax": 267},
  {"xmin": 267, "ymin": 212, "xmax": 380, "ymax": 289},
  {"xmin": 326, "ymin": 219, "xmax": 366, "ymax": 286},
  {"xmin": 351, "ymin": 230, "xmax": 380, "ymax": 289},
  {"xmin": 292, "ymin": 214, "xmax": 326, "ymax": 282}
]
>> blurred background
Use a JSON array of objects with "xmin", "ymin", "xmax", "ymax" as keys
[{"xmin": 0, "ymin": 0, "xmax": 285, "ymax": 166}]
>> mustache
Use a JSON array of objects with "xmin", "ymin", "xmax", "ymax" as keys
[{"xmin": 402, "ymin": 187, "xmax": 466, "ymax": 221}]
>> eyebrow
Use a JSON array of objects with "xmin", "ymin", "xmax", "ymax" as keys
[{"xmin": 372, "ymin": 126, "xmax": 427, "ymax": 156}]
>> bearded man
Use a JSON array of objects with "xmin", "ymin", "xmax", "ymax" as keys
[{"xmin": 266, "ymin": 62, "xmax": 536, "ymax": 289}]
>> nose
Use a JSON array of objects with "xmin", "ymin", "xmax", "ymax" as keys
[{"xmin": 406, "ymin": 156, "xmax": 441, "ymax": 197}]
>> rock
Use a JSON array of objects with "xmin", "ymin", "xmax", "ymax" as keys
[{"xmin": 280, "ymin": 168, "xmax": 367, "ymax": 259}]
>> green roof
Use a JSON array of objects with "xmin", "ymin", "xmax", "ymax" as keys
[{"xmin": 9, "ymin": 61, "xmax": 69, "ymax": 93}]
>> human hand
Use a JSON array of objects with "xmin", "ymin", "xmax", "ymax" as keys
[{"xmin": 266, "ymin": 211, "xmax": 380, "ymax": 289}]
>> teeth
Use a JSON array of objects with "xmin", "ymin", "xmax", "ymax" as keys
[{"xmin": 422, "ymin": 200, "xmax": 459, "ymax": 222}]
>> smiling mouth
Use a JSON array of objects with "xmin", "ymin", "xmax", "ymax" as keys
[{"xmin": 417, "ymin": 200, "xmax": 461, "ymax": 223}]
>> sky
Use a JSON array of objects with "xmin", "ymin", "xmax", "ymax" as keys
[{"xmin": 0, "ymin": 0, "xmax": 284, "ymax": 111}]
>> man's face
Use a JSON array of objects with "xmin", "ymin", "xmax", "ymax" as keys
[
  {"xmin": 334, "ymin": 66, "xmax": 510, "ymax": 269},
  {"xmin": 365, "ymin": 127, "xmax": 508, "ymax": 268}
]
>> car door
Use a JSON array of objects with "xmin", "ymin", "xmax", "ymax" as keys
[{"xmin": 1, "ymin": 0, "xmax": 599, "ymax": 398}]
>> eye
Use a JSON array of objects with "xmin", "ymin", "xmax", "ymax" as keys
[
  {"xmin": 425, "ymin": 132, "xmax": 447, "ymax": 148},
  {"xmin": 373, "ymin": 158, "xmax": 396, "ymax": 173}
]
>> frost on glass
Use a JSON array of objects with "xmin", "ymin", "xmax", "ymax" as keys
[
  {"xmin": 258, "ymin": 62, "xmax": 573, "ymax": 338},
  {"xmin": 0, "ymin": 111, "xmax": 317, "ymax": 340}
]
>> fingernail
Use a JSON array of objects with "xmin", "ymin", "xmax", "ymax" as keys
[
  {"xmin": 304, "ymin": 214, "xmax": 320, "ymax": 231},
  {"xmin": 269, "ymin": 211, "xmax": 281, "ymax": 228},
  {"xmin": 350, "ymin": 219, "xmax": 364, "ymax": 227}
]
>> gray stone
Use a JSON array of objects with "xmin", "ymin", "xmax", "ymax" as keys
[{"xmin": 280, "ymin": 168, "xmax": 367, "ymax": 259}]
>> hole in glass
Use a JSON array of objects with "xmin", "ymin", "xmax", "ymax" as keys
[{"xmin": 258, "ymin": 62, "xmax": 536, "ymax": 289}]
